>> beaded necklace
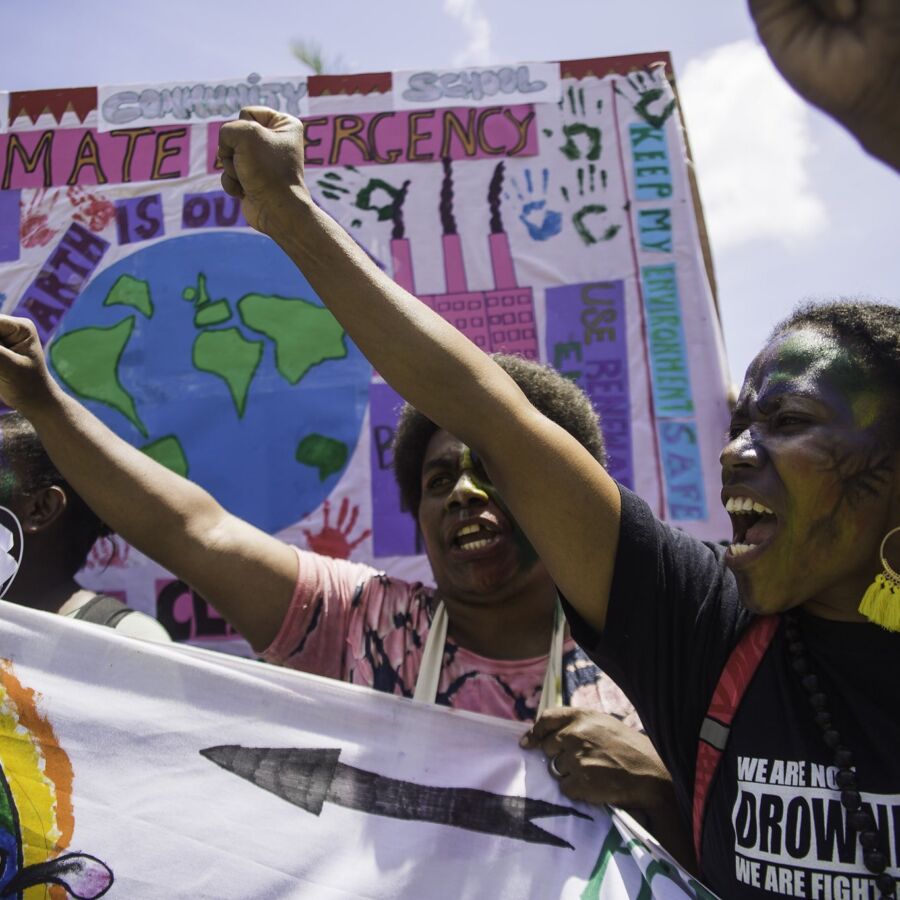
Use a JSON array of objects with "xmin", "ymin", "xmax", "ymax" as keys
[{"xmin": 784, "ymin": 611, "xmax": 896, "ymax": 899}]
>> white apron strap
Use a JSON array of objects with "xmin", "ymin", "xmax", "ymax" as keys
[
  {"xmin": 412, "ymin": 599, "xmax": 449, "ymax": 704},
  {"xmin": 537, "ymin": 596, "xmax": 566, "ymax": 716},
  {"xmin": 412, "ymin": 597, "xmax": 566, "ymax": 713}
]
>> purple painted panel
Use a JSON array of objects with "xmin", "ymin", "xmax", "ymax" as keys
[
  {"xmin": 545, "ymin": 280, "xmax": 634, "ymax": 489},
  {"xmin": 115, "ymin": 194, "xmax": 164, "ymax": 245},
  {"xmin": 11, "ymin": 222, "xmax": 109, "ymax": 343},
  {"xmin": 369, "ymin": 380, "xmax": 418, "ymax": 556},
  {"xmin": 0, "ymin": 191, "xmax": 20, "ymax": 263},
  {"xmin": 182, "ymin": 190, "xmax": 247, "ymax": 230}
]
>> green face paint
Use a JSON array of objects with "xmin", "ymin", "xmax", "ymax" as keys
[
  {"xmin": 724, "ymin": 328, "xmax": 897, "ymax": 618},
  {"xmin": 0, "ymin": 433, "xmax": 17, "ymax": 507}
]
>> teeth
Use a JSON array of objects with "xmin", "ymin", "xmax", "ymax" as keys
[
  {"xmin": 460, "ymin": 538, "xmax": 493, "ymax": 552},
  {"xmin": 729, "ymin": 542, "xmax": 755, "ymax": 556},
  {"xmin": 457, "ymin": 524, "xmax": 482, "ymax": 537},
  {"xmin": 724, "ymin": 497, "xmax": 774, "ymax": 515}
]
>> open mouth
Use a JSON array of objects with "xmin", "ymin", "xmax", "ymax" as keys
[
  {"xmin": 453, "ymin": 522, "xmax": 501, "ymax": 554},
  {"xmin": 725, "ymin": 496, "xmax": 778, "ymax": 559}
]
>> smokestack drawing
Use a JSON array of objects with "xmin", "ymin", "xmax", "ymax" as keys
[
  {"xmin": 487, "ymin": 161, "xmax": 517, "ymax": 290},
  {"xmin": 389, "ymin": 180, "xmax": 416, "ymax": 294},
  {"xmin": 440, "ymin": 158, "xmax": 468, "ymax": 293},
  {"xmin": 483, "ymin": 160, "xmax": 538, "ymax": 359}
]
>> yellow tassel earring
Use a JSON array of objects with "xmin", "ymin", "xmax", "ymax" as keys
[{"xmin": 859, "ymin": 526, "xmax": 900, "ymax": 632}]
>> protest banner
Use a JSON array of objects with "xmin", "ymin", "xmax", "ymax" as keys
[
  {"xmin": 0, "ymin": 602, "xmax": 715, "ymax": 898},
  {"xmin": 0, "ymin": 55, "xmax": 731, "ymax": 652}
]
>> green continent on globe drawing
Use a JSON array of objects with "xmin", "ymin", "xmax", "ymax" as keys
[
  {"xmin": 238, "ymin": 293, "xmax": 347, "ymax": 383},
  {"xmin": 193, "ymin": 328, "xmax": 264, "ymax": 418},
  {"xmin": 49, "ymin": 317, "xmax": 148, "ymax": 437},
  {"xmin": 296, "ymin": 433, "xmax": 348, "ymax": 480},
  {"xmin": 104, "ymin": 274, "xmax": 154, "ymax": 318}
]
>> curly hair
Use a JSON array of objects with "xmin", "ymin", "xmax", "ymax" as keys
[
  {"xmin": 0, "ymin": 412, "xmax": 112, "ymax": 575},
  {"xmin": 392, "ymin": 354, "xmax": 606, "ymax": 515},
  {"xmin": 770, "ymin": 300, "xmax": 900, "ymax": 434}
]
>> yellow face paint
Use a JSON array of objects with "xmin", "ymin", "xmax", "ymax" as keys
[{"xmin": 458, "ymin": 448, "xmax": 490, "ymax": 500}]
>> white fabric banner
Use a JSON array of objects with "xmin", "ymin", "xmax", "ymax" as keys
[
  {"xmin": 0, "ymin": 54, "xmax": 730, "ymax": 654},
  {"xmin": 0, "ymin": 603, "xmax": 716, "ymax": 899}
]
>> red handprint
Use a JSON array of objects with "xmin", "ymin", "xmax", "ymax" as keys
[
  {"xmin": 66, "ymin": 185, "xmax": 116, "ymax": 232},
  {"xmin": 19, "ymin": 189, "xmax": 60, "ymax": 248},
  {"xmin": 303, "ymin": 497, "xmax": 372, "ymax": 559}
]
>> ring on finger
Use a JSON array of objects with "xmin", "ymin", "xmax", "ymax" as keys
[{"xmin": 548, "ymin": 753, "xmax": 564, "ymax": 779}]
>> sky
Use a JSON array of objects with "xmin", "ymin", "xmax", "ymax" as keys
[{"xmin": 2, "ymin": 0, "xmax": 897, "ymax": 385}]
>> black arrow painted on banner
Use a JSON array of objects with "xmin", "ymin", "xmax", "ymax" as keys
[{"xmin": 200, "ymin": 745, "xmax": 591, "ymax": 849}]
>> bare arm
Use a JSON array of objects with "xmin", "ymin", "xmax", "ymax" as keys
[
  {"xmin": 0, "ymin": 317, "xmax": 297, "ymax": 652},
  {"xmin": 749, "ymin": 0, "xmax": 900, "ymax": 171},
  {"xmin": 218, "ymin": 109, "xmax": 621, "ymax": 633}
]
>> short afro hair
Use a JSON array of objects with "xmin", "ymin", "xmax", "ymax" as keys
[
  {"xmin": 392, "ymin": 354, "xmax": 606, "ymax": 515},
  {"xmin": 770, "ymin": 299, "xmax": 900, "ymax": 437},
  {"xmin": 0, "ymin": 412, "xmax": 112, "ymax": 575}
]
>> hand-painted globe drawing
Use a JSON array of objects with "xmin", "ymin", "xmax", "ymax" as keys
[{"xmin": 49, "ymin": 232, "xmax": 370, "ymax": 534}]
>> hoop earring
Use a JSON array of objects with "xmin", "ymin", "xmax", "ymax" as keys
[{"xmin": 859, "ymin": 526, "xmax": 900, "ymax": 632}]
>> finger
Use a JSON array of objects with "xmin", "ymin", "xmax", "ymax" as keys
[
  {"xmin": 519, "ymin": 706, "xmax": 581, "ymax": 747},
  {"xmin": 748, "ymin": 0, "xmax": 818, "ymax": 30},
  {"xmin": 217, "ymin": 117, "xmax": 261, "ymax": 158},
  {"xmin": 557, "ymin": 776, "xmax": 594, "ymax": 804},
  {"xmin": 218, "ymin": 154, "xmax": 240, "ymax": 189},
  {"xmin": 0, "ymin": 316, "xmax": 37, "ymax": 350},
  {"xmin": 239, "ymin": 106, "xmax": 299, "ymax": 132},
  {"xmin": 238, "ymin": 106, "xmax": 278, "ymax": 125},
  {"xmin": 814, "ymin": 0, "xmax": 859, "ymax": 22},
  {"xmin": 220, "ymin": 172, "xmax": 244, "ymax": 199},
  {"xmin": 555, "ymin": 765, "xmax": 626, "ymax": 807},
  {"xmin": 217, "ymin": 153, "xmax": 239, "ymax": 182}
]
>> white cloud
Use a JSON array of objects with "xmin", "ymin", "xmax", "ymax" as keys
[
  {"xmin": 444, "ymin": 0, "xmax": 492, "ymax": 66},
  {"xmin": 679, "ymin": 40, "xmax": 827, "ymax": 250}
]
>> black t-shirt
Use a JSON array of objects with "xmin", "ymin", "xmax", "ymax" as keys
[{"xmin": 564, "ymin": 485, "xmax": 900, "ymax": 898}]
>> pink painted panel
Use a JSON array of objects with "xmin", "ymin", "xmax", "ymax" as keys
[{"xmin": 1, "ymin": 126, "xmax": 190, "ymax": 189}]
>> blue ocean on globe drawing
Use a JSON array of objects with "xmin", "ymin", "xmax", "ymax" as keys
[{"xmin": 50, "ymin": 232, "xmax": 371, "ymax": 534}]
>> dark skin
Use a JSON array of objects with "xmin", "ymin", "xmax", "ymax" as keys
[
  {"xmin": 521, "ymin": 708, "xmax": 694, "ymax": 871},
  {"xmin": 720, "ymin": 328, "xmax": 900, "ymax": 620},
  {"xmin": 748, "ymin": 0, "xmax": 900, "ymax": 172},
  {"xmin": 417, "ymin": 431, "xmax": 551, "ymax": 659},
  {"xmin": 0, "ymin": 447, "xmax": 82, "ymax": 614}
]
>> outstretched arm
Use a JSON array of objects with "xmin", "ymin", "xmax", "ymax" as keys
[
  {"xmin": 0, "ymin": 317, "xmax": 297, "ymax": 652},
  {"xmin": 749, "ymin": 0, "xmax": 900, "ymax": 171},
  {"xmin": 218, "ymin": 109, "xmax": 621, "ymax": 633}
]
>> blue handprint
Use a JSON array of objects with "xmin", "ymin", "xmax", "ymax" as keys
[{"xmin": 507, "ymin": 168, "xmax": 563, "ymax": 241}]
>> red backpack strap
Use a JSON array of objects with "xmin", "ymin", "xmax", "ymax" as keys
[{"xmin": 692, "ymin": 614, "xmax": 779, "ymax": 867}]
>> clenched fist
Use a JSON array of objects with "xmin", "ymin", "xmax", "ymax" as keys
[
  {"xmin": 749, "ymin": 0, "xmax": 900, "ymax": 171},
  {"xmin": 0, "ymin": 316, "xmax": 57, "ymax": 415},
  {"xmin": 218, "ymin": 108, "xmax": 311, "ymax": 236}
]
